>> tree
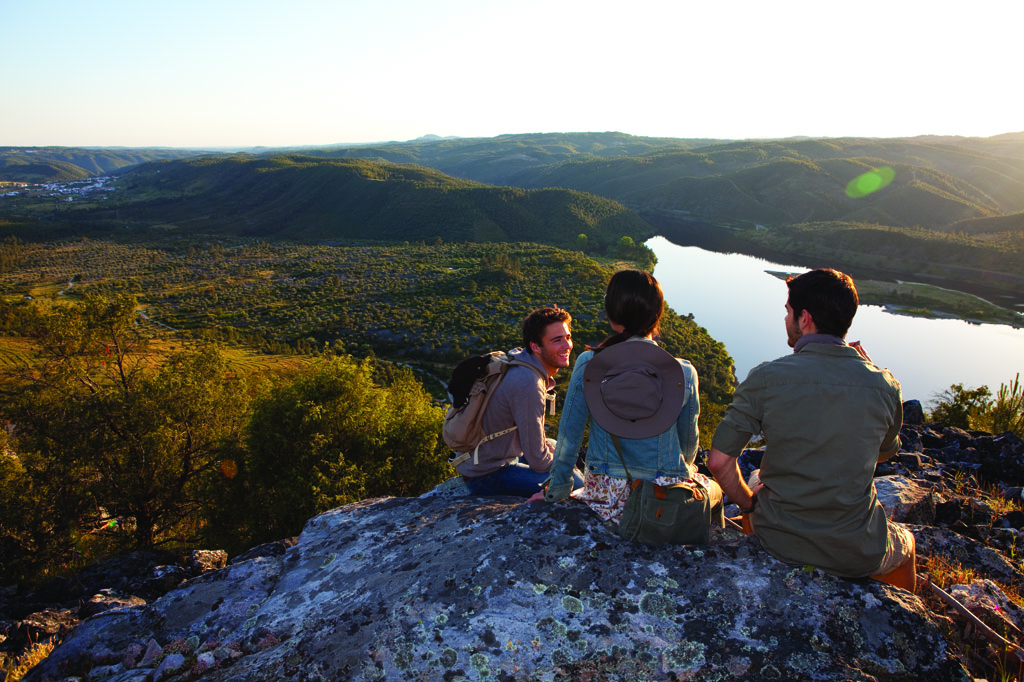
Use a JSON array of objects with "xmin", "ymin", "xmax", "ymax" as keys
[
  {"xmin": 988, "ymin": 374, "xmax": 1024, "ymax": 437},
  {"xmin": 929, "ymin": 375, "xmax": 1024, "ymax": 438},
  {"xmin": 240, "ymin": 355, "xmax": 449, "ymax": 545},
  {"xmin": 929, "ymin": 383, "xmax": 992, "ymax": 430},
  {"xmin": 576, "ymin": 233, "xmax": 588, "ymax": 252},
  {"xmin": 3, "ymin": 294, "xmax": 248, "ymax": 552}
]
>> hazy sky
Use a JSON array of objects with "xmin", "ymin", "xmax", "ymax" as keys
[{"xmin": 2, "ymin": 0, "xmax": 1021, "ymax": 148}]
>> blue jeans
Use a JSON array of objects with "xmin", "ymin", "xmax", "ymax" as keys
[{"xmin": 465, "ymin": 456, "xmax": 585, "ymax": 498}]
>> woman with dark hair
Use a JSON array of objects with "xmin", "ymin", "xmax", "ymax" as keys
[{"xmin": 543, "ymin": 270, "xmax": 722, "ymax": 532}]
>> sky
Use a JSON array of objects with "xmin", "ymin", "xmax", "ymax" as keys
[{"xmin": 2, "ymin": 0, "xmax": 1022, "ymax": 148}]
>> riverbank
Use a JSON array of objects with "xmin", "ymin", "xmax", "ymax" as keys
[
  {"xmin": 650, "ymin": 237, "xmax": 1024, "ymax": 403},
  {"xmin": 641, "ymin": 210, "xmax": 1024, "ymax": 317},
  {"xmin": 765, "ymin": 271, "xmax": 1024, "ymax": 328}
]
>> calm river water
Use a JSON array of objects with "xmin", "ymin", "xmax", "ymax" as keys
[{"xmin": 649, "ymin": 236, "xmax": 1024, "ymax": 405}]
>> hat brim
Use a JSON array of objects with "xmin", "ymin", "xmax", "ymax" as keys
[{"xmin": 583, "ymin": 341, "xmax": 687, "ymax": 439}]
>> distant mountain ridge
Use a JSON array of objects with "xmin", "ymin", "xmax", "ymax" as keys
[
  {"xmin": 504, "ymin": 137, "xmax": 1024, "ymax": 232},
  {"xmin": 4, "ymin": 131, "xmax": 1024, "ymax": 248},
  {"xmin": 66, "ymin": 154, "xmax": 650, "ymax": 247},
  {"xmin": 0, "ymin": 147, "xmax": 207, "ymax": 182},
  {"xmin": 7, "ymin": 132, "xmax": 1023, "ymax": 236},
  {"xmin": 282, "ymin": 132, "xmax": 1024, "ymax": 233}
]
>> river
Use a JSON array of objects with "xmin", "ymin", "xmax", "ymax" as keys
[{"xmin": 649, "ymin": 236, "xmax": 1024, "ymax": 405}]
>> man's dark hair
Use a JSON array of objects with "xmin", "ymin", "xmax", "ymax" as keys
[
  {"xmin": 522, "ymin": 307, "xmax": 571, "ymax": 353},
  {"xmin": 786, "ymin": 268, "xmax": 859, "ymax": 338}
]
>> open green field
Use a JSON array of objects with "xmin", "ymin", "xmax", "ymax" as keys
[
  {"xmin": 0, "ymin": 334, "xmax": 313, "ymax": 379},
  {"xmin": 0, "ymin": 336, "xmax": 36, "ymax": 370}
]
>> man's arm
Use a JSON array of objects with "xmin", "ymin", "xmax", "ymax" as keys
[
  {"xmin": 850, "ymin": 341, "xmax": 904, "ymax": 463},
  {"xmin": 877, "ymin": 387, "xmax": 904, "ymax": 463},
  {"xmin": 508, "ymin": 373, "xmax": 554, "ymax": 471},
  {"xmin": 707, "ymin": 448, "xmax": 756, "ymax": 511},
  {"xmin": 545, "ymin": 356, "xmax": 590, "ymax": 502}
]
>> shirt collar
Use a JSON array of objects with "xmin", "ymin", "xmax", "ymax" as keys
[{"xmin": 794, "ymin": 333, "xmax": 846, "ymax": 353}]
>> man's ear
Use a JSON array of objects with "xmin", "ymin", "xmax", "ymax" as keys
[
  {"xmin": 799, "ymin": 309, "xmax": 817, "ymax": 334},
  {"xmin": 528, "ymin": 341, "xmax": 541, "ymax": 355}
]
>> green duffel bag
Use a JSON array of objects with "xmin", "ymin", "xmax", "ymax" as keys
[{"xmin": 617, "ymin": 477, "xmax": 712, "ymax": 546}]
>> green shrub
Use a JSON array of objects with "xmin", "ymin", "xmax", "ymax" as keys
[
  {"xmin": 929, "ymin": 375, "xmax": 1024, "ymax": 438},
  {"xmin": 236, "ymin": 355, "xmax": 449, "ymax": 547}
]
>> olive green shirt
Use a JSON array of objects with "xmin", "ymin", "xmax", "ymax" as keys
[{"xmin": 711, "ymin": 343, "xmax": 903, "ymax": 577}]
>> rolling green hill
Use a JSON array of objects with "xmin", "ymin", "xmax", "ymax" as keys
[
  {"xmin": 504, "ymin": 137, "xmax": 1024, "ymax": 231},
  {"xmin": 951, "ymin": 211, "xmax": 1024, "ymax": 236},
  {"xmin": 0, "ymin": 147, "xmax": 208, "ymax": 182},
  {"xmin": 6, "ymin": 132, "xmax": 1024, "ymax": 301},
  {"xmin": 3, "ymin": 155, "xmax": 652, "ymax": 250},
  {"xmin": 294, "ymin": 132, "xmax": 715, "ymax": 185}
]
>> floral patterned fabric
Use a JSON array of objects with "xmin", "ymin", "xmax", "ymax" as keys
[{"xmin": 571, "ymin": 470, "xmax": 717, "ymax": 526}]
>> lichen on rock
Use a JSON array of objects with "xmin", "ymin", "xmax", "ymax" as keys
[{"xmin": 24, "ymin": 495, "xmax": 969, "ymax": 681}]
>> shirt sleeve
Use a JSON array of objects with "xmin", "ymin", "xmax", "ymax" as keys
[
  {"xmin": 711, "ymin": 369, "xmax": 763, "ymax": 458},
  {"xmin": 511, "ymin": 369, "xmax": 555, "ymax": 473},
  {"xmin": 675, "ymin": 361, "xmax": 701, "ymax": 466},
  {"xmin": 878, "ymin": 380, "xmax": 904, "ymax": 461},
  {"xmin": 545, "ymin": 353, "xmax": 591, "ymax": 502}
]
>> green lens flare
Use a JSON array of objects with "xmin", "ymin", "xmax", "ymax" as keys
[{"xmin": 845, "ymin": 166, "xmax": 895, "ymax": 198}]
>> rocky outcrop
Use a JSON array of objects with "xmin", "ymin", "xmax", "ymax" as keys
[
  {"xmin": 0, "ymin": 550, "xmax": 226, "ymax": 672},
  {"xmin": 24, "ymin": 494, "xmax": 968, "ymax": 682},
  {"xmin": 13, "ymin": 401, "xmax": 1024, "ymax": 681}
]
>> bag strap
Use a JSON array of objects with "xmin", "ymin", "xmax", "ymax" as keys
[
  {"xmin": 510, "ymin": 357, "xmax": 556, "ymax": 415},
  {"xmin": 448, "ymin": 424, "xmax": 519, "ymax": 468},
  {"xmin": 610, "ymin": 434, "xmax": 633, "ymax": 486}
]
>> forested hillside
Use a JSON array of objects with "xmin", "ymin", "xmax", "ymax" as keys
[
  {"xmin": 0, "ymin": 237, "xmax": 734, "ymax": 579},
  {"xmin": 0, "ymin": 238, "xmax": 731, "ymax": 404},
  {"xmin": 296, "ymin": 131, "xmax": 714, "ymax": 185},
  {"xmin": 6, "ymin": 134, "xmax": 1023, "ymax": 235},
  {"xmin": 5, "ymin": 132, "xmax": 1024, "ymax": 309},
  {"xmin": 0, "ymin": 147, "xmax": 206, "ymax": 182},
  {"xmin": 506, "ymin": 137, "xmax": 1024, "ymax": 230},
  {"xmin": 0, "ymin": 155, "xmax": 653, "ymax": 253}
]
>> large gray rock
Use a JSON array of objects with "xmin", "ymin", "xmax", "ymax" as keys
[
  {"xmin": 875, "ymin": 475, "xmax": 936, "ymax": 525},
  {"xmin": 26, "ymin": 496, "xmax": 969, "ymax": 681}
]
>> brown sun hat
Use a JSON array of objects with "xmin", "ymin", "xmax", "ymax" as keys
[{"xmin": 582, "ymin": 340, "xmax": 687, "ymax": 439}]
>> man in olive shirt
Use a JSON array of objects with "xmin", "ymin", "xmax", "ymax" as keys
[{"xmin": 708, "ymin": 269, "xmax": 915, "ymax": 590}]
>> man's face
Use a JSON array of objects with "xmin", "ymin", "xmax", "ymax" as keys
[
  {"xmin": 531, "ymin": 321, "xmax": 573, "ymax": 376},
  {"xmin": 784, "ymin": 302, "xmax": 802, "ymax": 348}
]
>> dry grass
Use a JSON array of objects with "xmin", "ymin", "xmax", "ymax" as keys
[
  {"xmin": 0, "ymin": 337, "xmax": 37, "ymax": 371},
  {"xmin": 5, "ymin": 638, "xmax": 55, "ymax": 681},
  {"xmin": 921, "ymin": 554, "xmax": 1024, "ymax": 681},
  {"xmin": 923, "ymin": 554, "xmax": 981, "ymax": 591},
  {"xmin": 986, "ymin": 483, "xmax": 1024, "ymax": 517},
  {"xmin": 0, "ymin": 335, "xmax": 312, "ymax": 381}
]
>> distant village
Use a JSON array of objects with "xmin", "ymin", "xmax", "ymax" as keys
[{"xmin": 0, "ymin": 176, "xmax": 116, "ymax": 201}]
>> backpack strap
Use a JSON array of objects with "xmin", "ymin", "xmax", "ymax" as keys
[
  {"xmin": 448, "ymin": 424, "xmax": 520, "ymax": 467},
  {"xmin": 508, "ymin": 357, "xmax": 557, "ymax": 415}
]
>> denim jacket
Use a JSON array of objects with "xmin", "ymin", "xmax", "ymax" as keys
[{"xmin": 545, "ymin": 337, "xmax": 700, "ymax": 502}]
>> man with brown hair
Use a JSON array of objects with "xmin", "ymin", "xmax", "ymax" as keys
[
  {"xmin": 708, "ymin": 269, "xmax": 915, "ymax": 590},
  {"xmin": 457, "ymin": 307, "xmax": 583, "ymax": 497}
]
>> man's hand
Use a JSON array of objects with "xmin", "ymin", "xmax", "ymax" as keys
[
  {"xmin": 849, "ymin": 340, "xmax": 873, "ymax": 363},
  {"xmin": 707, "ymin": 447, "xmax": 756, "ymax": 511}
]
